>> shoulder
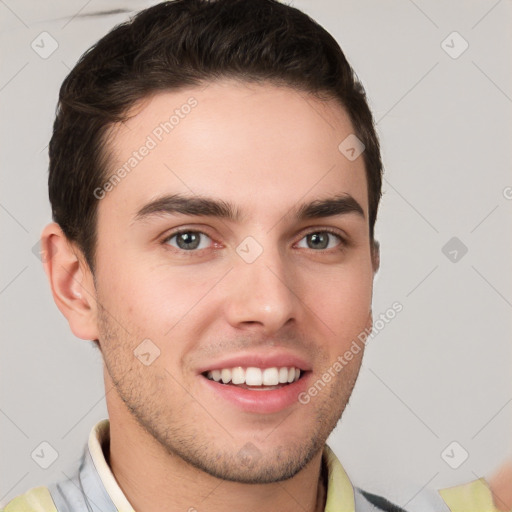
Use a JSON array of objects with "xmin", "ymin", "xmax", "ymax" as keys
[
  {"xmin": 354, "ymin": 480, "xmax": 498, "ymax": 512},
  {"xmin": 1, "ymin": 486, "xmax": 57, "ymax": 512},
  {"xmin": 439, "ymin": 478, "xmax": 497, "ymax": 511}
]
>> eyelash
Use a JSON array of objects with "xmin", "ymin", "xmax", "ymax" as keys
[{"xmin": 161, "ymin": 227, "xmax": 347, "ymax": 255}]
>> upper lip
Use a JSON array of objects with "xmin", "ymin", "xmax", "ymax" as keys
[{"xmin": 197, "ymin": 350, "xmax": 311, "ymax": 375}]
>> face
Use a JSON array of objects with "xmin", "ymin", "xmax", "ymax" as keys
[{"xmin": 93, "ymin": 79, "xmax": 376, "ymax": 483}]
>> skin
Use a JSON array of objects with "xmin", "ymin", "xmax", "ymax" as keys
[
  {"xmin": 42, "ymin": 79, "xmax": 379, "ymax": 512},
  {"xmin": 489, "ymin": 458, "xmax": 512, "ymax": 511}
]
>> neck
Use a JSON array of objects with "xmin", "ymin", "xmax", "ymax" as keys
[{"xmin": 107, "ymin": 415, "xmax": 327, "ymax": 512}]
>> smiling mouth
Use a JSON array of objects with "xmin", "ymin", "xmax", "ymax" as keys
[{"xmin": 202, "ymin": 366, "xmax": 305, "ymax": 390}]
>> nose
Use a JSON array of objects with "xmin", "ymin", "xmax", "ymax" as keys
[{"xmin": 223, "ymin": 243, "xmax": 299, "ymax": 334}]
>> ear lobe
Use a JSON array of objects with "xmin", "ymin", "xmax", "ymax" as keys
[
  {"xmin": 371, "ymin": 239, "xmax": 380, "ymax": 274},
  {"xmin": 40, "ymin": 222, "xmax": 99, "ymax": 341}
]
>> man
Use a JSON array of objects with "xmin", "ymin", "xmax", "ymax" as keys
[{"xmin": 1, "ymin": 1, "xmax": 499, "ymax": 511}]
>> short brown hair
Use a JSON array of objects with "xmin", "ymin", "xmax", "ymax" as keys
[{"xmin": 49, "ymin": 0, "xmax": 383, "ymax": 273}]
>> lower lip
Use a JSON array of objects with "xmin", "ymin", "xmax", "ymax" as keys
[{"xmin": 200, "ymin": 373, "xmax": 311, "ymax": 414}]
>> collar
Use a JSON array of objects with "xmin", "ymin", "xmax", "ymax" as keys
[{"xmin": 87, "ymin": 418, "xmax": 356, "ymax": 512}]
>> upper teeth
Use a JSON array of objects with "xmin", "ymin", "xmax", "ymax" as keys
[{"xmin": 206, "ymin": 367, "xmax": 301, "ymax": 386}]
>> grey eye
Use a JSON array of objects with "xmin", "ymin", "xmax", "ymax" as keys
[
  {"xmin": 297, "ymin": 231, "xmax": 342, "ymax": 251},
  {"xmin": 166, "ymin": 231, "xmax": 212, "ymax": 251}
]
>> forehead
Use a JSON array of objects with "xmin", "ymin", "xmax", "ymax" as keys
[{"xmin": 99, "ymin": 79, "xmax": 369, "ymax": 225}]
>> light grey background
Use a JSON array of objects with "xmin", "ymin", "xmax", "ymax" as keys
[{"xmin": 1, "ymin": 0, "xmax": 511, "ymax": 508}]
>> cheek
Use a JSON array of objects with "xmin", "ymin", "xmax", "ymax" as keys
[
  {"xmin": 96, "ymin": 264, "xmax": 215, "ymax": 359},
  {"xmin": 299, "ymin": 267, "xmax": 373, "ymax": 368},
  {"xmin": 96, "ymin": 252, "xmax": 176, "ymax": 312},
  {"xmin": 305, "ymin": 264, "xmax": 373, "ymax": 326}
]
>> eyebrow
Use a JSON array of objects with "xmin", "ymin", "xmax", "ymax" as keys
[{"xmin": 133, "ymin": 193, "xmax": 365, "ymax": 224}]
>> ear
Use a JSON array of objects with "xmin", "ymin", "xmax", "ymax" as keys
[
  {"xmin": 365, "ymin": 307, "xmax": 373, "ymax": 335},
  {"xmin": 371, "ymin": 239, "xmax": 380, "ymax": 274},
  {"xmin": 40, "ymin": 222, "xmax": 99, "ymax": 341},
  {"xmin": 366, "ymin": 239, "xmax": 380, "ymax": 337}
]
